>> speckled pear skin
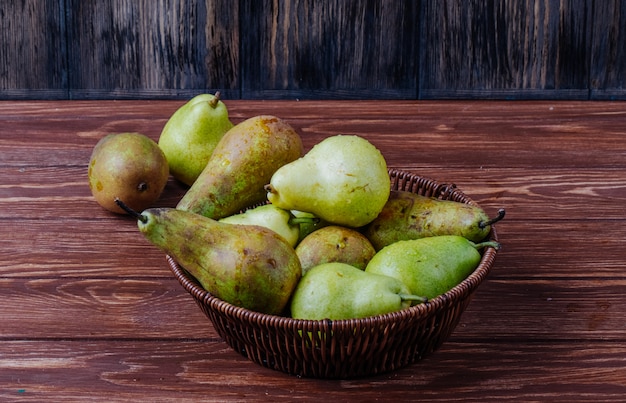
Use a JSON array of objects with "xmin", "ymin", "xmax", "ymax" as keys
[
  {"xmin": 177, "ymin": 115, "xmax": 303, "ymax": 219},
  {"xmin": 137, "ymin": 207, "xmax": 302, "ymax": 315},
  {"xmin": 88, "ymin": 132, "xmax": 169, "ymax": 214},
  {"xmin": 295, "ymin": 225, "xmax": 376, "ymax": 274},
  {"xmin": 364, "ymin": 190, "xmax": 495, "ymax": 250}
]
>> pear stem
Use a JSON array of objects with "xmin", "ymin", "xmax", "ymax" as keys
[
  {"xmin": 399, "ymin": 294, "xmax": 428, "ymax": 304},
  {"xmin": 114, "ymin": 198, "xmax": 148, "ymax": 223},
  {"xmin": 472, "ymin": 240, "xmax": 501, "ymax": 251},
  {"xmin": 208, "ymin": 91, "xmax": 221, "ymax": 108},
  {"xmin": 478, "ymin": 208, "xmax": 506, "ymax": 229}
]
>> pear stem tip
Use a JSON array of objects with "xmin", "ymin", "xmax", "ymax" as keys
[
  {"xmin": 114, "ymin": 198, "xmax": 148, "ymax": 223},
  {"xmin": 478, "ymin": 208, "xmax": 506, "ymax": 229},
  {"xmin": 208, "ymin": 91, "xmax": 221, "ymax": 108},
  {"xmin": 399, "ymin": 294, "xmax": 428, "ymax": 304},
  {"xmin": 473, "ymin": 240, "xmax": 501, "ymax": 251}
]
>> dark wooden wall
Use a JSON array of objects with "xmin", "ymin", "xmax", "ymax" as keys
[{"xmin": 1, "ymin": 0, "xmax": 625, "ymax": 100}]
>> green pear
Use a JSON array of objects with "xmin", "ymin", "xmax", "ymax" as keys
[
  {"xmin": 290, "ymin": 262, "xmax": 426, "ymax": 320},
  {"xmin": 177, "ymin": 115, "xmax": 303, "ymax": 219},
  {"xmin": 158, "ymin": 92, "xmax": 234, "ymax": 186},
  {"xmin": 266, "ymin": 135, "xmax": 390, "ymax": 228},
  {"xmin": 116, "ymin": 200, "xmax": 301, "ymax": 315},
  {"xmin": 219, "ymin": 204, "xmax": 305, "ymax": 247},
  {"xmin": 365, "ymin": 235, "xmax": 500, "ymax": 300},
  {"xmin": 295, "ymin": 225, "xmax": 376, "ymax": 274},
  {"xmin": 364, "ymin": 190, "xmax": 505, "ymax": 250}
]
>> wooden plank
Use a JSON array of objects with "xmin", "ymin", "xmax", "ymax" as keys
[
  {"xmin": 240, "ymin": 0, "xmax": 419, "ymax": 99},
  {"xmin": 0, "ymin": 0, "xmax": 67, "ymax": 100},
  {"xmin": 0, "ymin": 278, "xmax": 214, "ymax": 339},
  {"xmin": 3, "ymin": 100, "xmax": 626, "ymax": 169},
  {"xmin": 460, "ymin": 277, "xmax": 626, "ymax": 339},
  {"xmin": 419, "ymin": 0, "xmax": 592, "ymax": 99},
  {"xmin": 590, "ymin": 0, "xmax": 626, "ymax": 100},
  {"xmin": 2, "ymin": 273, "xmax": 625, "ymax": 341},
  {"xmin": 0, "ymin": 340, "xmax": 624, "ymax": 401},
  {"xmin": 65, "ymin": 0, "xmax": 239, "ymax": 99}
]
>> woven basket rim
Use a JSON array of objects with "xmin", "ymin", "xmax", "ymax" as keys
[{"xmin": 166, "ymin": 170, "xmax": 499, "ymax": 329}]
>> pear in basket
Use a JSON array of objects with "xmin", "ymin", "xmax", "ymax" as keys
[
  {"xmin": 116, "ymin": 200, "xmax": 301, "ymax": 316},
  {"xmin": 177, "ymin": 115, "xmax": 303, "ymax": 220},
  {"xmin": 290, "ymin": 262, "xmax": 426, "ymax": 320},
  {"xmin": 219, "ymin": 204, "xmax": 310, "ymax": 248},
  {"xmin": 363, "ymin": 190, "xmax": 505, "ymax": 250},
  {"xmin": 266, "ymin": 135, "xmax": 390, "ymax": 228},
  {"xmin": 366, "ymin": 235, "xmax": 500, "ymax": 300}
]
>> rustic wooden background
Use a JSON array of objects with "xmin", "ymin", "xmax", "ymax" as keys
[{"xmin": 1, "ymin": 0, "xmax": 625, "ymax": 100}]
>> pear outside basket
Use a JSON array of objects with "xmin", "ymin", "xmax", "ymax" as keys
[{"xmin": 167, "ymin": 169, "xmax": 499, "ymax": 379}]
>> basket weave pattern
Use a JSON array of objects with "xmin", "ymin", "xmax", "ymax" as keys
[{"xmin": 167, "ymin": 169, "xmax": 499, "ymax": 379}]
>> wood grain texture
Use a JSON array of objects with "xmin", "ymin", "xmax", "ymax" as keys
[
  {"xmin": 1, "ymin": 340, "xmax": 625, "ymax": 401},
  {"xmin": 1, "ymin": 100, "xmax": 626, "ymax": 400},
  {"xmin": 65, "ymin": 0, "xmax": 239, "ymax": 99},
  {"xmin": 419, "ymin": 0, "xmax": 592, "ymax": 99},
  {"xmin": 3, "ymin": 1, "xmax": 626, "ymax": 99},
  {"xmin": 240, "ymin": 0, "xmax": 420, "ymax": 99},
  {"xmin": 590, "ymin": 0, "xmax": 626, "ymax": 99},
  {"xmin": 0, "ymin": 0, "xmax": 67, "ymax": 99}
]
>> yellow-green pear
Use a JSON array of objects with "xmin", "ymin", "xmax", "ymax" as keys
[
  {"xmin": 158, "ymin": 92, "xmax": 233, "ymax": 186},
  {"xmin": 219, "ymin": 204, "xmax": 302, "ymax": 247},
  {"xmin": 290, "ymin": 262, "xmax": 426, "ymax": 320},
  {"xmin": 266, "ymin": 135, "xmax": 390, "ymax": 228},
  {"xmin": 365, "ymin": 235, "xmax": 500, "ymax": 300}
]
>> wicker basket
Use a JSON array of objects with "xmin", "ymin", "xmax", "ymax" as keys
[{"xmin": 167, "ymin": 169, "xmax": 499, "ymax": 379}]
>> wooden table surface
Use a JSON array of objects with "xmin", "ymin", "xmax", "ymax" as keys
[{"xmin": 1, "ymin": 100, "xmax": 625, "ymax": 402}]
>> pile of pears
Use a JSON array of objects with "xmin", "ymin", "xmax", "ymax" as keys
[{"xmin": 93, "ymin": 93, "xmax": 505, "ymax": 320}]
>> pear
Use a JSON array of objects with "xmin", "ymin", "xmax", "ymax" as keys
[
  {"xmin": 290, "ymin": 262, "xmax": 426, "ymax": 320},
  {"xmin": 88, "ymin": 133, "xmax": 169, "ymax": 214},
  {"xmin": 364, "ymin": 190, "xmax": 505, "ymax": 250},
  {"xmin": 219, "ymin": 204, "xmax": 304, "ymax": 247},
  {"xmin": 158, "ymin": 92, "xmax": 234, "ymax": 186},
  {"xmin": 116, "ymin": 200, "xmax": 301, "ymax": 315},
  {"xmin": 266, "ymin": 135, "xmax": 390, "ymax": 228},
  {"xmin": 365, "ymin": 235, "xmax": 500, "ymax": 300},
  {"xmin": 295, "ymin": 225, "xmax": 376, "ymax": 274},
  {"xmin": 177, "ymin": 115, "xmax": 303, "ymax": 219}
]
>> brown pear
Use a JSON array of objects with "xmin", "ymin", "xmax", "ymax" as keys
[
  {"xmin": 363, "ymin": 190, "xmax": 505, "ymax": 250},
  {"xmin": 295, "ymin": 225, "xmax": 376, "ymax": 274},
  {"xmin": 177, "ymin": 115, "xmax": 303, "ymax": 219},
  {"xmin": 119, "ymin": 202, "xmax": 302, "ymax": 315}
]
